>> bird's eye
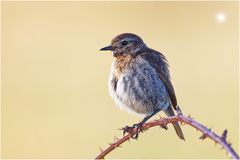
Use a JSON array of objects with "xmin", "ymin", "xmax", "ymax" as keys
[{"xmin": 121, "ymin": 40, "xmax": 128, "ymax": 46}]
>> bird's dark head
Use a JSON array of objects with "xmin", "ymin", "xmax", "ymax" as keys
[{"xmin": 100, "ymin": 33, "xmax": 147, "ymax": 57}]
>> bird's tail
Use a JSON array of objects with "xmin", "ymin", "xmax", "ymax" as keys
[{"xmin": 164, "ymin": 107, "xmax": 185, "ymax": 140}]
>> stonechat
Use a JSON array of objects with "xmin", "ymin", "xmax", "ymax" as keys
[{"xmin": 100, "ymin": 33, "xmax": 184, "ymax": 140}]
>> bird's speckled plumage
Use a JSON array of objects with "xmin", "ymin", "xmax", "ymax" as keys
[
  {"xmin": 101, "ymin": 33, "xmax": 184, "ymax": 140},
  {"xmin": 109, "ymin": 55, "xmax": 171, "ymax": 115}
]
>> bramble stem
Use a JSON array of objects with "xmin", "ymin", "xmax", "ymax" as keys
[{"xmin": 95, "ymin": 114, "xmax": 239, "ymax": 159}]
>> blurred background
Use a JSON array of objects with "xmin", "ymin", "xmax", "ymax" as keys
[{"xmin": 1, "ymin": 1, "xmax": 239, "ymax": 159}]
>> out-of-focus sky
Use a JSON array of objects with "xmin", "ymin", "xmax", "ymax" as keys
[{"xmin": 1, "ymin": 1, "xmax": 239, "ymax": 159}]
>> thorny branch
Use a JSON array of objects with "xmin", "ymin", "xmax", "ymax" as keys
[{"xmin": 95, "ymin": 108, "xmax": 239, "ymax": 159}]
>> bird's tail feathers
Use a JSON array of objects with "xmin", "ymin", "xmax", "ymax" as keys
[{"xmin": 164, "ymin": 107, "xmax": 185, "ymax": 140}]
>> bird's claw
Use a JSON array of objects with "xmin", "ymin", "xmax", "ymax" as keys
[
  {"xmin": 122, "ymin": 122, "xmax": 144, "ymax": 139},
  {"xmin": 122, "ymin": 125, "xmax": 134, "ymax": 135},
  {"xmin": 136, "ymin": 123, "xmax": 144, "ymax": 132}
]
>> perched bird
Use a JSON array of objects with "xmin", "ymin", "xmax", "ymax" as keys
[{"xmin": 100, "ymin": 33, "xmax": 184, "ymax": 140}]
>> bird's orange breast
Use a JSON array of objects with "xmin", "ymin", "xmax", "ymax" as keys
[{"xmin": 114, "ymin": 55, "xmax": 133, "ymax": 79}]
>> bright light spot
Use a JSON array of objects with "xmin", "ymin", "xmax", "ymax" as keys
[{"xmin": 216, "ymin": 12, "xmax": 226, "ymax": 23}]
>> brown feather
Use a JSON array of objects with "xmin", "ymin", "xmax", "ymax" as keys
[
  {"xmin": 114, "ymin": 55, "xmax": 133, "ymax": 79},
  {"xmin": 164, "ymin": 107, "xmax": 185, "ymax": 140},
  {"xmin": 140, "ymin": 50, "xmax": 178, "ymax": 110}
]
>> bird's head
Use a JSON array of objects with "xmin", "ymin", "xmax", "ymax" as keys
[{"xmin": 100, "ymin": 33, "xmax": 147, "ymax": 57}]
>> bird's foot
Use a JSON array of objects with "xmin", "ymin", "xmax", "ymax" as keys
[
  {"xmin": 122, "ymin": 125, "xmax": 134, "ymax": 135},
  {"xmin": 122, "ymin": 122, "xmax": 144, "ymax": 139}
]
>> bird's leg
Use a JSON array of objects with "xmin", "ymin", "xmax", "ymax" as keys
[{"xmin": 122, "ymin": 109, "xmax": 161, "ymax": 139}]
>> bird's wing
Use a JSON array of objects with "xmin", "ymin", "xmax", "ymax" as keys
[{"xmin": 140, "ymin": 50, "xmax": 178, "ymax": 109}]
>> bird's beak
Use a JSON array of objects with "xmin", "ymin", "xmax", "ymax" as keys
[{"xmin": 100, "ymin": 45, "xmax": 113, "ymax": 51}]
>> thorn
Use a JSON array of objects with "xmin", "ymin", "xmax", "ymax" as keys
[
  {"xmin": 99, "ymin": 147, "xmax": 103, "ymax": 152},
  {"xmin": 108, "ymin": 143, "xmax": 113, "ymax": 146},
  {"xmin": 199, "ymin": 133, "xmax": 207, "ymax": 140},
  {"xmin": 176, "ymin": 106, "xmax": 183, "ymax": 115},
  {"xmin": 208, "ymin": 127, "xmax": 212, "ymax": 131},
  {"xmin": 187, "ymin": 114, "xmax": 194, "ymax": 119},
  {"xmin": 222, "ymin": 129, "xmax": 227, "ymax": 140},
  {"xmin": 127, "ymin": 138, "xmax": 131, "ymax": 143},
  {"xmin": 215, "ymin": 141, "xmax": 217, "ymax": 147},
  {"xmin": 160, "ymin": 124, "xmax": 168, "ymax": 130},
  {"xmin": 114, "ymin": 136, "xmax": 119, "ymax": 141},
  {"xmin": 207, "ymin": 128, "xmax": 212, "ymax": 132},
  {"xmin": 117, "ymin": 145, "xmax": 122, "ymax": 148}
]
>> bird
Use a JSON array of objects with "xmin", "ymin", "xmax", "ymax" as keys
[{"xmin": 100, "ymin": 33, "xmax": 185, "ymax": 140}]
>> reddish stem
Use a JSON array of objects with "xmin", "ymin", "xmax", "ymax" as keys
[{"xmin": 95, "ymin": 114, "xmax": 239, "ymax": 159}]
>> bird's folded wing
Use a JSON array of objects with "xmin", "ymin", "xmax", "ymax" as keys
[{"xmin": 140, "ymin": 51, "xmax": 178, "ymax": 109}]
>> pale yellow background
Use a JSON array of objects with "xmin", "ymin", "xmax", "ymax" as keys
[{"xmin": 1, "ymin": 1, "xmax": 239, "ymax": 159}]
